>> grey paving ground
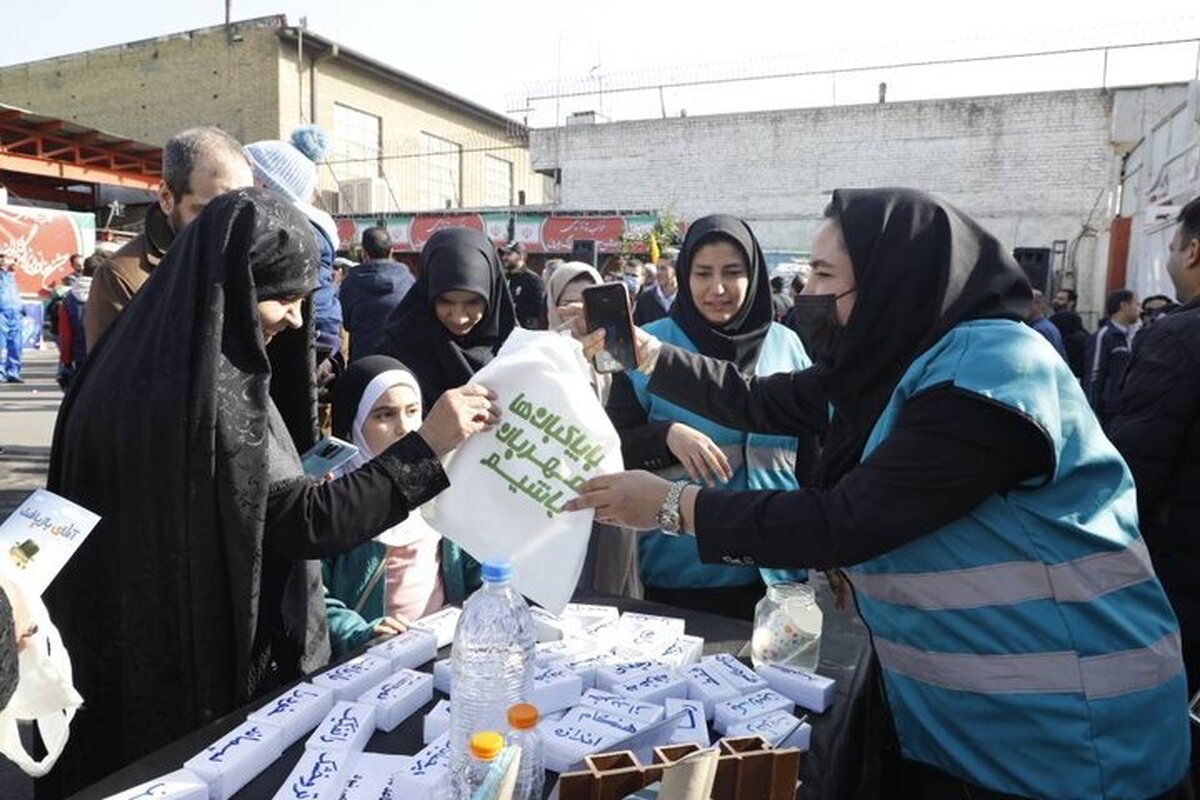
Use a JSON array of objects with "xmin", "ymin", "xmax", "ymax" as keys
[{"xmin": 0, "ymin": 345, "xmax": 60, "ymax": 800}]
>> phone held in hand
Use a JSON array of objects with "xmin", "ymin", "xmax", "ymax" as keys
[
  {"xmin": 582, "ymin": 283, "xmax": 639, "ymax": 373},
  {"xmin": 300, "ymin": 436, "xmax": 359, "ymax": 477}
]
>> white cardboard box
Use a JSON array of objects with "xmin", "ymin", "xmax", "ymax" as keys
[
  {"xmin": 665, "ymin": 698, "xmax": 710, "ymax": 748},
  {"xmin": 311, "ymin": 654, "xmax": 393, "ymax": 702},
  {"xmin": 432, "ymin": 658, "xmax": 452, "ymax": 695},
  {"xmin": 680, "ymin": 663, "xmax": 741, "ymax": 719},
  {"xmin": 339, "ymin": 752, "xmax": 413, "ymax": 800},
  {"xmin": 578, "ymin": 688, "xmax": 665, "ymax": 723},
  {"xmin": 247, "ymin": 683, "xmax": 335, "ymax": 749},
  {"xmin": 535, "ymin": 638, "xmax": 596, "ymax": 666},
  {"xmin": 559, "ymin": 651, "xmax": 616, "ymax": 690},
  {"xmin": 410, "ymin": 606, "xmax": 462, "ymax": 648},
  {"xmin": 422, "ymin": 699, "xmax": 451, "ymax": 745},
  {"xmin": 357, "ymin": 668, "xmax": 434, "ymax": 732},
  {"xmin": 705, "ymin": 653, "xmax": 769, "ymax": 695},
  {"xmin": 184, "ymin": 720, "xmax": 284, "ymax": 800},
  {"xmin": 389, "ymin": 733, "xmax": 453, "ymax": 797},
  {"xmin": 754, "ymin": 663, "xmax": 835, "ymax": 713},
  {"xmin": 107, "ymin": 769, "xmax": 208, "ymax": 800},
  {"xmin": 618, "ymin": 612, "xmax": 687, "ymax": 637},
  {"xmin": 306, "ymin": 701, "xmax": 377, "ymax": 753},
  {"xmin": 713, "ymin": 689, "xmax": 794, "ymax": 735},
  {"xmin": 271, "ymin": 748, "xmax": 353, "ymax": 800},
  {"xmin": 610, "ymin": 669, "xmax": 689, "ymax": 704},
  {"xmin": 557, "ymin": 705, "xmax": 651, "ymax": 738},
  {"xmin": 656, "ymin": 635, "xmax": 705, "ymax": 668},
  {"xmin": 594, "ymin": 660, "xmax": 667, "ymax": 692},
  {"xmin": 366, "ymin": 628, "xmax": 438, "ymax": 671},
  {"xmin": 727, "ymin": 710, "xmax": 812, "ymax": 751},
  {"xmin": 542, "ymin": 719, "xmax": 620, "ymax": 773},
  {"xmin": 530, "ymin": 665, "xmax": 584, "ymax": 714}
]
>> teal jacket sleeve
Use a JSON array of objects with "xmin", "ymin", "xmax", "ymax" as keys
[{"xmin": 322, "ymin": 560, "xmax": 377, "ymax": 657}]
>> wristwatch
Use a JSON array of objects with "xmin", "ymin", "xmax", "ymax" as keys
[{"xmin": 656, "ymin": 480, "xmax": 689, "ymax": 535}]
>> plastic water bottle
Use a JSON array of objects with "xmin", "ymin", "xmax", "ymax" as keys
[
  {"xmin": 449, "ymin": 560, "xmax": 536, "ymax": 799},
  {"xmin": 506, "ymin": 703, "xmax": 545, "ymax": 800},
  {"xmin": 461, "ymin": 731, "xmax": 505, "ymax": 799}
]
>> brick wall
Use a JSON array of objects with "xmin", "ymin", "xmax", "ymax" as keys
[
  {"xmin": 530, "ymin": 87, "xmax": 1186, "ymax": 316},
  {"xmin": 0, "ymin": 19, "xmax": 283, "ymax": 146}
]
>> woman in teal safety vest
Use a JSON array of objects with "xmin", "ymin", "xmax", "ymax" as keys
[
  {"xmin": 605, "ymin": 214, "xmax": 813, "ymax": 620},
  {"xmin": 569, "ymin": 189, "xmax": 1190, "ymax": 799}
]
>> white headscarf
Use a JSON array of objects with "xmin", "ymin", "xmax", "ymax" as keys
[{"xmin": 337, "ymin": 368, "xmax": 440, "ymax": 548}]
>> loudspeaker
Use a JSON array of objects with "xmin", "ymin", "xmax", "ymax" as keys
[
  {"xmin": 571, "ymin": 239, "xmax": 598, "ymax": 267},
  {"xmin": 1013, "ymin": 247, "xmax": 1052, "ymax": 292}
]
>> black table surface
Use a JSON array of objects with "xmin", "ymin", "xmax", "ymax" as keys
[{"xmin": 74, "ymin": 583, "xmax": 873, "ymax": 800}]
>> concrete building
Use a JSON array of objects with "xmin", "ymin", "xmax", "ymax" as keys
[
  {"xmin": 0, "ymin": 15, "xmax": 546, "ymax": 215},
  {"xmin": 1115, "ymin": 82, "xmax": 1200, "ymax": 302},
  {"xmin": 531, "ymin": 85, "xmax": 1187, "ymax": 322}
]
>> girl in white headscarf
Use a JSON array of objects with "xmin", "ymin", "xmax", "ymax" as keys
[{"xmin": 323, "ymin": 355, "xmax": 477, "ymax": 655}]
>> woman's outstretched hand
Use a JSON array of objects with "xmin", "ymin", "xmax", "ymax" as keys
[
  {"xmin": 667, "ymin": 424, "xmax": 733, "ymax": 487},
  {"xmin": 556, "ymin": 306, "xmax": 663, "ymax": 374},
  {"xmin": 418, "ymin": 384, "xmax": 500, "ymax": 458},
  {"xmin": 565, "ymin": 470, "xmax": 673, "ymax": 530}
]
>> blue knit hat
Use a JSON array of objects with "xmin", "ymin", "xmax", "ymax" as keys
[{"xmin": 244, "ymin": 126, "xmax": 329, "ymax": 204}]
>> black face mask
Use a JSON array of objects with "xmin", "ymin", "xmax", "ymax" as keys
[{"xmin": 791, "ymin": 289, "xmax": 854, "ymax": 365}]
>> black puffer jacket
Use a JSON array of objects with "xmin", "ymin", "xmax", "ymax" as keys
[{"xmin": 1109, "ymin": 295, "xmax": 1200, "ymax": 691}]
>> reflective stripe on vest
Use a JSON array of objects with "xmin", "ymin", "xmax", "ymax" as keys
[
  {"xmin": 848, "ymin": 537, "xmax": 1155, "ymax": 610},
  {"xmin": 874, "ymin": 629, "xmax": 1181, "ymax": 700}
]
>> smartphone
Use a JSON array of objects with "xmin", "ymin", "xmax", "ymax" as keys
[
  {"xmin": 583, "ymin": 283, "xmax": 639, "ymax": 373},
  {"xmin": 1190, "ymin": 689, "xmax": 1200, "ymax": 726},
  {"xmin": 300, "ymin": 436, "xmax": 360, "ymax": 477}
]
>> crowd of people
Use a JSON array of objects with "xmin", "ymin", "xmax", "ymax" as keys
[{"xmin": 0, "ymin": 119, "xmax": 1198, "ymax": 799}]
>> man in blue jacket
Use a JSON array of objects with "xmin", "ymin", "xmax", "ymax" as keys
[
  {"xmin": 0, "ymin": 254, "xmax": 24, "ymax": 383},
  {"xmin": 340, "ymin": 226, "xmax": 415, "ymax": 362}
]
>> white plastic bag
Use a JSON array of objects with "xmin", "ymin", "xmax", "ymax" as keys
[{"xmin": 426, "ymin": 330, "xmax": 623, "ymax": 613}]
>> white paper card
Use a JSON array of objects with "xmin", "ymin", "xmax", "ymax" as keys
[
  {"xmin": 0, "ymin": 489, "xmax": 100, "ymax": 595},
  {"xmin": 311, "ymin": 654, "xmax": 393, "ymax": 702},
  {"xmin": 423, "ymin": 699, "xmax": 451, "ymax": 745},
  {"xmin": 306, "ymin": 701, "xmax": 377, "ymax": 753},
  {"xmin": 272, "ymin": 748, "xmax": 353, "ymax": 800},
  {"xmin": 425, "ymin": 330, "xmax": 623, "ymax": 614},
  {"xmin": 184, "ymin": 721, "xmax": 283, "ymax": 800},
  {"xmin": 339, "ymin": 752, "xmax": 412, "ymax": 800},
  {"xmin": 247, "ymin": 683, "xmax": 335, "ymax": 749},
  {"xmin": 390, "ymin": 733, "xmax": 453, "ymax": 797},
  {"xmin": 713, "ymin": 689, "xmax": 794, "ymax": 734},
  {"xmin": 665, "ymin": 698, "xmax": 710, "ymax": 747},
  {"xmin": 367, "ymin": 628, "xmax": 438, "ymax": 671},
  {"xmin": 107, "ymin": 769, "xmax": 208, "ymax": 800},
  {"xmin": 357, "ymin": 669, "xmax": 433, "ymax": 732},
  {"xmin": 578, "ymin": 688, "xmax": 665, "ymax": 723}
]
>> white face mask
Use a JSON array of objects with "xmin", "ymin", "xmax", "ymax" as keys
[{"xmin": 0, "ymin": 590, "xmax": 83, "ymax": 776}]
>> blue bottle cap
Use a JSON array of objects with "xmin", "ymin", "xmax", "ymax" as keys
[{"xmin": 482, "ymin": 559, "xmax": 513, "ymax": 583}]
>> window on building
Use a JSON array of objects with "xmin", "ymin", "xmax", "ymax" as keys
[
  {"xmin": 419, "ymin": 132, "xmax": 462, "ymax": 210},
  {"xmin": 332, "ymin": 103, "xmax": 382, "ymax": 181},
  {"xmin": 484, "ymin": 155, "xmax": 513, "ymax": 207}
]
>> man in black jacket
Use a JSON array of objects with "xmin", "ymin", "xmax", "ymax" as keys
[
  {"xmin": 1049, "ymin": 288, "xmax": 1089, "ymax": 378},
  {"xmin": 340, "ymin": 226, "xmax": 415, "ymax": 361},
  {"xmin": 1110, "ymin": 195, "xmax": 1200, "ymax": 699},
  {"xmin": 502, "ymin": 242, "xmax": 547, "ymax": 330},
  {"xmin": 1083, "ymin": 288, "xmax": 1140, "ymax": 428}
]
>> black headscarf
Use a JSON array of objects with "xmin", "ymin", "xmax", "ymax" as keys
[
  {"xmin": 42, "ymin": 188, "xmax": 321, "ymax": 794},
  {"xmin": 670, "ymin": 214, "xmax": 774, "ymax": 373},
  {"xmin": 331, "ymin": 354, "xmax": 414, "ymax": 440},
  {"xmin": 813, "ymin": 188, "xmax": 1031, "ymax": 487},
  {"xmin": 376, "ymin": 227, "xmax": 516, "ymax": 404}
]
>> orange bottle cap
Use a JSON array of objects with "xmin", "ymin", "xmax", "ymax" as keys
[
  {"xmin": 507, "ymin": 702, "xmax": 540, "ymax": 729},
  {"xmin": 469, "ymin": 731, "xmax": 504, "ymax": 760}
]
